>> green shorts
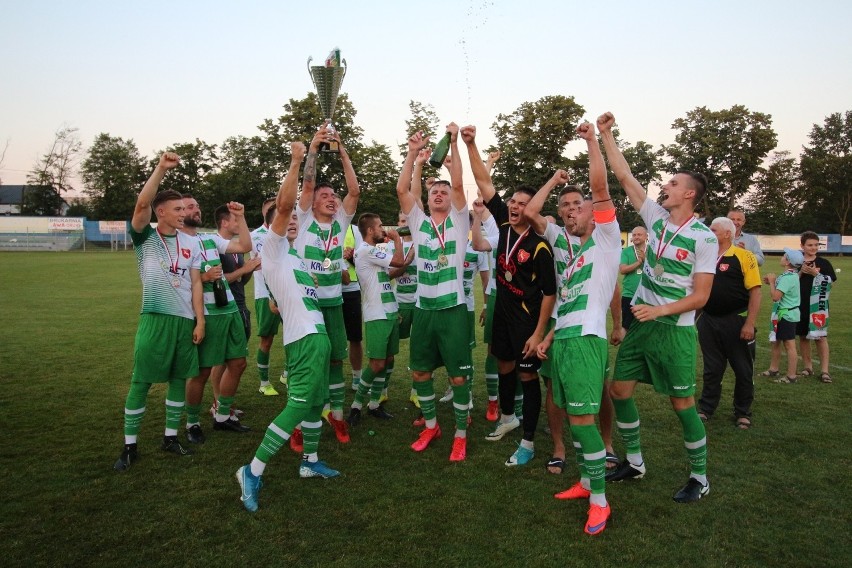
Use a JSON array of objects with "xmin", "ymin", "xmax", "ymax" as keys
[
  {"xmin": 321, "ymin": 305, "xmax": 348, "ymax": 361},
  {"xmin": 398, "ymin": 302, "xmax": 415, "ymax": 340},
  {"xmin": 550, "ymin": 335, "xmax": 607, "ymax": 415},
  {"xmin": 198, "ymin": 311, "xmax": 248, "ymax": 368},
  {"xmin": 467, "ymin": 309, "xmax": 476, "ymax": 349},
  {"xmin": 410, "ymin": 304, "xmax": 473, "ymax": 377},
  {"xmin": 284, "ymin": 333, "xmax": 331, "ymax": 408},
  {"xmin": 365, "ymin": 316, "xmax": 400, "ymax": 360},
  {"xmin": 538, "ymin": 318, "xmax": 557, "ymax": 380},
  {"xmin": 483, "ymin": 293, "xmax": 496, "ymax": 344},
  {"xmin": 132, "ymin": 313, "xmax": 198, "ymax": 383},
  {"xmin": 613, "ymin": 320, "xmax": 697, "ymax": 397},
  {"xmin": 255, "ymin": 297, "xmax": 280, "ymax": 337}
]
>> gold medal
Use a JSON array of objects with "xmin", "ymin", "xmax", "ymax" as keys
[
  {"xmin": 171, "ymin": 276, "xmax": 181, "ymax": 288},
  {"xmin": 505, "ymin": 271, "xmax": 512, "ymax": 282},
  {"xmin": 560, "ymin": 287, "xmax": 568, "ymax": 300},
  {"xmin": 322, "ymin": 258, "xmax": 332, "ymax": 269},
  {"xmin": 437, "ymin": 254, "xmax": 448, "ymax": 266},
  {"xmin": 653, "ymin": 264, "xmax": 664, "ymax": 276}
]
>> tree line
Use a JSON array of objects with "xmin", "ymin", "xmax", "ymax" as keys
[{"xmin": 14, "ymin": 95, "xmax": 851, "ymax": 235}]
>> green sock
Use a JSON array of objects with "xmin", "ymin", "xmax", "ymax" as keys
[
  {"xmin": 354, "ymin": 367, "xmax": 375, "ymax": 408},
  {"xmin": 185, "ymin": 403, "xmax": 202, "ymax": 426},
  {"xmin": 255, "ymin": 405, "xmax": 307, "ymax": 463},
  {"xmin": 571, "ymin": 440, "xmax": 588, "ymax": 488},
  {"xmin": 676, "ymin": 406, "xmax": 708, "ymax": 477},
  {"xmin": 302, "ymin": 406, "xmax": 324, "ymax": 458},
  {"xmin": 165, "ymin": 379, "xmax": 185, "ymax": 431},
  {"xmin": 514, "ymin": 378, "xmax": 524, "ymax": 418},
  {"xmin": 123, "ymin": 382, "xmax": 150, "ymax": 441},
  {"xmin": 257, "ymin": 349, "xmax": 270, "ymax": 384},
  {"xmin": 369, "ymin": 373, "xmax": 386, "ymax": 406},
  {"xmin": 216, "ymin": 395, "xmax": 235, "ymax": 421},
  {"xmin": 415, "ymin": 380, "xmax": 436, "ymax": 421},
  {"xmin": 612, "ymin": 397, "xmax": 643, "ymax": 463},
  {"xmin": 571, "ymin": 423, "xmax": 607, "ymax": 498},
  {"xmin": 452, "ymin": 383, "xmax": 470, "ymax": 432},
  {"xmin": 329, "ymin": 364, "xmax": 344, "ymax": 413},
  {"xmin": 383, "ymin": 364, "xmax": 394, "ymax": 396},
  {"xmin": 485, "ymin": 354, "xmax": 498, "ymax": 399}
]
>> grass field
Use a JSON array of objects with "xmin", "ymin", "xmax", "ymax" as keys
[{"xmin": 1, "ymin": 251, "xmax": 849, "ymax": 567}]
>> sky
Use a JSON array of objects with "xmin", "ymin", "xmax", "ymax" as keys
[{"xmin": 1, "ymin": 0, "xmax": 850, "ymax": 199}]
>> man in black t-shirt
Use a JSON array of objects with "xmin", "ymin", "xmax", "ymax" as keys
[
  {"xmin": 797, "ymin": 231, "xmax": 837, "ymax": 383},
  {"xmin": 465, "ymin": 125, "xmax": 556, "ymax": 467}
]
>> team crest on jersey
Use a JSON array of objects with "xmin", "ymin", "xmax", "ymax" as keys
[
  {"xmin": 719, "ymin": 263, "xmax": 729, "ymax": 272},
  {"xmin": 676, "ymin": 248, "xmax": 688, "ymax": 261},
  {"xmin": 181, "ymin": 248, "xmax": 191, "ymax": 259},
  {"xmin": 517, "ymin": 250, "xmax": 530, "ymax": 263},
  {"xmin": 464, "ymin": 261, "xmax": 470, "ymax": 267},
  {"xmin": 576, "ymin": 255, "xmax": 585, "ymax": 268}
]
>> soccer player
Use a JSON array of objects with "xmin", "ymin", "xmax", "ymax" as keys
[
  {"xmin": 619, "ymin": 226, "xmax": 648, "ymax": 333},
  {"xmin": 114, "ymin": 152, "xmax": 204, "ymax": 471},
  {"xmin": 251, "ymin": 198, "xmax": 284, "ymax": 396},
  {"xmin": 599, "ymin": 112, "xmax": 717, "ymax": 503},
  {"xmin": 397, "ymin": 125, "xmax": 473, "ymax": 462},
  {"xmin": 347, "ymin": 214, "xmax": 407, "ymax": 425},
  {"xmin": 534, "ymin": 120, "xmax": 620, "ymax": 535},
  {"xmin": 465, "ymin": 124, "xmax": 556, "ymax": 467},
  {"xmin": 294, "ymin": 123, "xmax": 360, "ymax": 443},
  {"xmin": 236, "ymin": 141, "xmax": 340, "ymax": 513},
  {"xmin": 181, "ymin": 195, "xmax": 253, "ymax": 442}
]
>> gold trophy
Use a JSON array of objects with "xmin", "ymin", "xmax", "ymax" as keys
[{"xmin": 307, "ymin": 48, "xmax": 347, "ymax": 153}]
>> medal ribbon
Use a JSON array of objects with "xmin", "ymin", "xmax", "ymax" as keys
[
  {"xmin": 563, "ymin": 228, "xmax": 574, "ymax": 262},
  {"xmin": 505, "ymin": 227, "xmax": 530, "ymax": 268},
  {"xmin": 563, "ymin": 237, "xmax": 594, "ymax": 287},
  {"xmin": 654, "ymin": 216, "xmax": 692, "ymax": 269},
  {"xmin": 318, "ymin": 223, "xmax": 334, "ymax": 259},
  {"xmin": 157, "ymin": 229, "xmax": 180, "ymax": 274},
  {"xmin": 429, "ymin": 217, "xmax": 447, "ymax": 255}
]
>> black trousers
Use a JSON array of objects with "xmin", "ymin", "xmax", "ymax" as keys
[{"xmin": 697, "ymin": 312, "xmax": 755, "ymax": 419}]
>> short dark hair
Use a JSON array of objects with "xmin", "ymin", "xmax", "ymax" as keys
[
  {"xmin": 214, "ymin": 205, "xmax": 232, "ymax": 229},
  {"xmin": 801, "ymin": 230, "xmax": 819, "ymax": 245},
  {"xmin": 678, "ymin": 171, "xmax": 708, "ymax": 204},
  {"xmin": 264, "ymin": 206, "xmax": 276, "ymax": 226},
  {"xmin": 558, "ymin": 185, "xmax": 583, "ymax": 199},
  {"xmin": 152, "ymin": 190, "xmax": 183, "ymax": 211},
  {"xmin": 512, "ymin": 185, "xmax": 537, "ymax": 199},
  {"xmin": 430, "ymin": 180, "xmax": 451, "ymax": 189},
  {"xmin": 358, "ymin": 212, "xmax": 381, "ymax": 237},
  {"xmin": 315, "ymin": 183, "xmax": 335, "ymax": 193}
]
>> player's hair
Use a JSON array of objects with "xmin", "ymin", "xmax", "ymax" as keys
[
  {"xmin": 214, "ymin": 204, "xmax": 232, "ymax": 229},
  {"xmin": 558, "ymin": 185, "xmax": 583, "ymax": 199},
  {"xmin": 512, "ymin": 185, "xmax": 537, "ymax": 199},
  {"xmin": 430, "ymin": 180, "xmax": 451, "ymax": 190},
  {"xmin": 314, "ymin": 183, "xmax": 336, "ymax": 194},
  {"xmin": 358, "ymin": 212, "xmax": 381, "ymax": 237},
  {"xmin": 264, "ymin": 206, "xmax": 276, "ymax": 226},
  {"xmin": 152, "ymin": 190, "xmax": 183, "ymax": 211},
  {"xmin": 263, "ymin": 197, "xmax": 276, "ymax": 206},
  {"xmin": 678, "ymin": 171, "xmax": 708, "ymax": 204},
  {"xmin": 800, "ymin": 230, "xmax": 819, "ymax": 245},
  {"xmin": 711, "ymin": 216, "xmax": 736, "ymax": 236},
  {"xmin": 728, "ymin": 207, "xmax": 744, "ymax": 215}
]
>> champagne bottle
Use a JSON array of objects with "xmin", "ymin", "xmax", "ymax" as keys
[
  {"xmin": 428, "ymin": 132, "xmax": 451, "ymax": 168},
  {"xmin": 213, "ymin": 276, "xmax": 229, "ymax": 307}
]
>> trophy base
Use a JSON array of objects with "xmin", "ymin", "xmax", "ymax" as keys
[{"xmin": 320, "ymin": 141, "xmax": 340, "ymax": 154}]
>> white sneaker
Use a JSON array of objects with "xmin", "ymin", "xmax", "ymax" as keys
[
  {"xmin": 485, "ymin": 416, "xmax": 520, "ymax": 441},
  {"xmin": 439, "ymin": 386, "xmax": 454, "ymax": 403}
]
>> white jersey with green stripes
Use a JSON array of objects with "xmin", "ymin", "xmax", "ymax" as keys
[
  {"xmin": 261, "ymin": 229, "xmax": 326, "ymax": 346},
  {"xmin": 462, "ymin": 240, "xmax": 488, "ymax": 312},
  {"xmin": 406, "ymin": 204, "xmax": 470, "ymax": 311},
  {"xmin": 634, "ymin": 199, "xmax": 717, "ymax": 326},
  {"xmin": 196, "ymin": 232, "xmax": 238, "ymax": 316},
  {"xmin": 354, "ymin": 241, "xmax": 398, "ymax": 322},
  {"xmin": 554, "ymin": 217, "xmax": 621, "ymax": 340},
  {"xmin": 250, "ymin": 225, "xmax": 271, "ymax": 300},
  {"xmin": 394, "ymin": 240, "xmax": 418, "ymax": 305},
  {"xmin": 482, "ymin": 216, "xmax": 499, "ymax": 296},
  {"xmin": 131, "ymin": 224, "xmax": 201, "ymax": 320},
  {"xmin": 542, "ymin": 222, "xmax": 581, "ymax": 318},
  {"xmin": 294, "ymin": 206, "xmax": 354, "ymax": 307}
]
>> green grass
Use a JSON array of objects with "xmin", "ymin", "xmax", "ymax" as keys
[{"xmin": 1, "ymin": 251, "xmax": 850, "ymax": 567}]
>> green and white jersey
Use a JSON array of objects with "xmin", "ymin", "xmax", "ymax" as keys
[
  {"xmin": 197, "ymin": 232, "xmax": 238, "ymax": 316},
  {"xmin": 394, "ymin": 240, "xmax": 418, "ymax": 305},
  {"xmin": 295, "ymin": 207, "xmax": 354, "ymax": 307},
  {"xmin": 462, "ymin": 240, "xmax": 488, "ymax": 312},
  {"xmin": 407, "ymin": 204, "xmax": 470, "ymax": 311},
  {"xmin": 554, "ymin": 216, "xmax": 621, "ymax": 340},
  {"xmin": 633, "ymin": 199, "xmax": 717, "ymax": 326},
  {"xmin": 354, "ymin": 241, "xmax": 398, "ymax": 322},
  {"xmin": 620, "ymin": 245, "xmax": 644, "ymax": 299},
  {"xmin": 482, "ymin": 216, "xmax": 499, "ymax": 296},
  {"xmin": 250, "ymin": 225, "xmax": 271, "ymax": 300},
  {"xmin": 131, "ymin": 224, "xmax": 201, "ymax": 320},
  {"xmin": 261, "ymin": 228, "xmax": 326, "ymax": 346},
  {"xmin": 541, "ymin": 222, "xmax": 581, "ymax": 318}
]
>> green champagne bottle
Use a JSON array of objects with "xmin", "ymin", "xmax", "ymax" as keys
[{"xmin": 428, "ymin": 132, "xmax": 451, "ymax": 168}]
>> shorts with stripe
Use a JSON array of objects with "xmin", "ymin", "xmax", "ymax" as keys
[
  {"xmin": 613, "ymin": 319, "xmax": 697, "ymax": 397},
  {"xmin": 285, "ymin": 333, "xmax": 331, "ymax": 408},
  {"xmin": 410, "ymin": 304, "xmax": 473, "ymax": 378},
  {"xmin": 132, "ymin": 313, "xmax": 198, "ymax": 383},
  {"xmin": 255, "ymin": 298, "xmax": 280, "ymax": 337}
]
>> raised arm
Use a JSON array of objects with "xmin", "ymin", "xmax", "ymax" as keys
[
  {"xmin": 461, "ymin": 125, "xmax": 496, "ymax": 204},
  {"xmin": 470, "ymin": 200, "xmax": 492, "ymax": 252},
  {"xmin": 337, "ymin": 134, "xmax": 360, "ymax": 215},
  {"xmin": 485, "ymin": 150, "xmax": 501, "ymax": 174},
  {"xmin": 410, "ymin": 148, "xmax": 430, "ymax": 209},
  {"xmin": 525, "ymin": 169, "xmax": 569, "ymax": 235},
  {"xmin": 272, "ymin": 142, "xmax": 307, "ymax": 237},
  {"xmin": 577, "ymin": 122, "xmax": 610, "ymax": 210},
  {"xmin": 224, "ymin": 201, "xmax": 251, "ymax": 253},
  {"xmin": 397, "ymin": 131, "xmax": 428, "ymax": 215},
  {"xmin": 131, "ymin": 152, "xmax": 180, "ymax": 232},
  {"xmin": 446, "ymin": 123, "xmax": 466, "ymax": 211},
  {"xmin": 597, "ymin": 112, "xmax": 647, "ymax": 212},
  {"xmin": 298, "ymin": 123, "xmax": 330, "ymax": 212},
  {"xmin": 386, "ymin": 230, "xmax": 406, "ymax": 268}
]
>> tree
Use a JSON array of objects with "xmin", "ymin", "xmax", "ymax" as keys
[
  {"xmin": 487, "ymin": 95, "xmax": 586, "ymax": 194},
  {"xmin": 798, "ymin": 111, "xmax": 852, "ymax": 236},
  {"xmin": 399, "ymin": 100, "xmax": 440, "ymax": 159},
  {"xmin": 742, "ymin": 151, "xmax": 801, "ymax": 234},
  {"xmin": 24, "ymin": 126, "xmax": 82, "ymax": 215},
  {"xmin": 355, "ymin": 141, "xmax": 402, "ymax": 222},
  {"xmin": 147, "ymin": 139, "xmax": 218, "ymax": 225},
  {"xmin": 664, "ymin": 105, "xmax": 777, "ymax": 220},
  {"xmin": 81, "ymin": 133, "xmax": 147, "ymax": 220}
]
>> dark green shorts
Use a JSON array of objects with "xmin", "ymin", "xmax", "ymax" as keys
[
  {"xmin": 398, "ymin": 302, "xmax": 415, "ymax": 340},
  {"xmin": 321, "ymin": 305, "xmax": 348, "ymax": 361},
  {"xmin": 198, "ymin": 311, "xmax": 248, "ymax": 368},
  {"xmin": 365, "ymin": 317, "xmax": 400, "ymax": 360},
  {"xmin": 613, "ymin": 320, "xmax": 697, "ymax": 397},
  {"xmin": 410, "ymin": 304, "xmax": 473, "ymax": 377},
  {"xmin": 285, "ymin": 333, "xmax": 331, "ymax": 408},
  {"xmin": 255, "ymin": 298, "xmax": 280, "ymax": 337},
  {"xmin": 132, "ymin": 313, "xmax": 198, "ymax": 383},
  {"xmin": 551, "ymin": 336, "xmax": 607, "ymax": 415}
]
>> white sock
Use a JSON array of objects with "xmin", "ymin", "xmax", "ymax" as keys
[
  {"xmin": 589, "ymin": 493, "xmax": 608, "ymax": 507},
  {"xmin": 164, "ymin": 428, "xmax": 177, "ymax": 436},
  {"xmin": 519, "ymin": 439, "xmax": 534, "ymax": 450},
  {"xmin": 250, "ymin": 458, "xmax": 266, "ymax": 477}
]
